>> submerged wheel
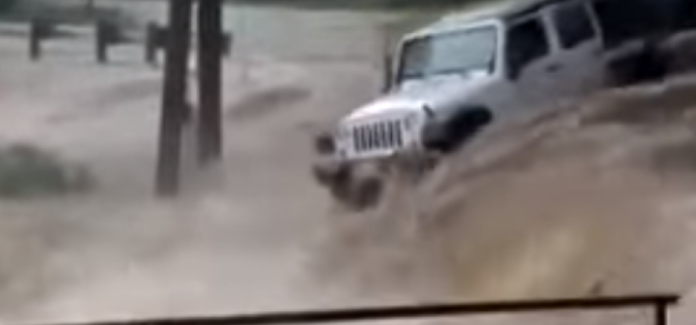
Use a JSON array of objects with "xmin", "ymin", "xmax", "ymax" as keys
[
  {"xmin": 311, "ymin": 159, "xmax": 350, "ymax": 188},
  {"xmin": 311, "ymin": 159, "xmax": 385, "ymax": 211},
  {"xmin": 346, "ymin": 174, "xmax": 383, "ymax": 211}
]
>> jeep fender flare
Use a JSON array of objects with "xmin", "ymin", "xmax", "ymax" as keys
[{"xmin": 421, "ymin": 105, "xmax": 493, "ymax": 154}]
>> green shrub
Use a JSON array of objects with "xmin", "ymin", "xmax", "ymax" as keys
[
  {"xmin": 0, "ymin": 1, "xmax": 136, "ymax": 28},
  {"xmin": 0, "ymin": 144, "xmax": 93, "ymax": 198},
  {"xmin": 0, "ymin": 0, "xmax": 17, "ymax": 14}
]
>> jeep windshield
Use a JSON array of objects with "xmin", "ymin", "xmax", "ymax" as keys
[{"xmin": 396, "ymin": 25, "xmax": 497, "ymax": 84}]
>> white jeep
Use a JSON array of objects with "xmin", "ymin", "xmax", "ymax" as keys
[{"xmin": 311, "ymin": 0, "xmax": 641, "ymax": 210}]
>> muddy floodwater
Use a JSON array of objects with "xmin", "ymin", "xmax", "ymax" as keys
[
  {"xmin": 0, "ymin": 1, "xmax": 445, "ymax": 323},
  {"xmin": 98, "ymin": 0, "xmax": 426, "ymax": 63},
  {"xmin": 0, "ymin": 1, "xmax": 412, "ymax": 323}
]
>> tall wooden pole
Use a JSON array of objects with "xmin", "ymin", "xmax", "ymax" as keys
[
  {"xmin": 197, "ymin": 0, "xmax": 223, "ymax": 164},
  {"xmin": 155, "ymin": 0, "xmax": 193, "ymax": 196}
]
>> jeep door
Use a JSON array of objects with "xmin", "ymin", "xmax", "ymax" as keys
[
  {"xmin": 504, "ymin": 13, "xmax": 560, "ymax": 120},
  {"xmin": 549, "ymin": 0, "xmax": 605, "ymax": 98}
]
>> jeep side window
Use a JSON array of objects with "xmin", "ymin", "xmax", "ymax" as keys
[
  {"xmin": 553, "ymin": 2, "xmax": 595, "ymax": 48},
  {"xmin": 506, "ymin": 17, "xmax": 550, "ymax": 79}
]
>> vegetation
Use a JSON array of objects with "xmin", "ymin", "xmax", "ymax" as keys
[
  {"xmin": 0, "ymin": 144, "xmax": 93, "ymax": 198},
  {"xmin": 0, "ymin": 0, "xmax": 17, "ymax": 13},
  {"xmin": 0, "ymin": 0, "xmax": 135, "ymax": 26},
  {"xmin": 0, "ymin": 0, "xmax": 478, "ymax": 13},
  {"xmin": 224, "ymin": 0, "xmax": 478, "ymax": 10}
]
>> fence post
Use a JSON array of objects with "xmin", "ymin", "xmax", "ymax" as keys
[
  {"xmin": 29, "ymin": 19, "xmax": 48, "ymax": 61},
  {"xmin": 655, "ymin": 300, "xmax": 668, "ymax": 325},
  {"xmin": 95, "ymin": 20, "xmax": 109, "ymax": 64},
  {"xmin": 145, "ymin": 21, "xmax": 160, "ymax": 66}
]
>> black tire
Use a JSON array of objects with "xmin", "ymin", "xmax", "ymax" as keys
[
  {"xmin": 348, "ymin": 175, "xmax": 383, "ymax": 211},
  {"xmin": 311, "ymin": 160, "xmax": 350, "ymax": 188},
  {"xmin": 312, "ymin": 161, "xmax": 383, "ymax": 211}
]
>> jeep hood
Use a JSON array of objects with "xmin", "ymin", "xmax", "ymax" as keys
[{"xmin": 345, "ymin": 73, "xmax": 494, "ymax": 121}]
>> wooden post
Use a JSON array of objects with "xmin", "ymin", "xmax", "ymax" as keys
[
  {"xmin": 145, "ymin": 22, "xmax": 160, "ymax": 66},
  {"xmin": 95, "ymin": 20, "xmax": 109, "ymax": 64},
  {"xmin": 85, "ymin": 0, "xmax": 95, "ymax": 16},
  {"xmin": 29, "ymin": 19, "xmax": 47, "ymax": 61},
  {"xmin": 155, "ymin": 0, "xmax": 193, "ymax": 196},
  {"xmin": 96, "ymin": 20, "xmax": 122, "ymax": 64},
  {"xmin": 655, "ymin": 301, "xmax": 668, "ymax": 325},
  {"xmin": 196, "ymin": 0, "xmax": 223, "ymax": 164}
]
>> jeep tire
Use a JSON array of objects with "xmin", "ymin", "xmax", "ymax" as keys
[
  {"xmin": 311, "ymin": 159, "xmax": 383, "ymax": 211},
  {"xmin": 311, "ymin": 159, "xmax": 350, "ymax": 188}
]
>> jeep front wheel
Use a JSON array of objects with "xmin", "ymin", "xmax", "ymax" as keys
[{"xmin": 311, "ymin": 160, "xmax": 383, "ymax": 211}]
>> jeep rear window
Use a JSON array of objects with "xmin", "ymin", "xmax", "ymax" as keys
[
  {"xmin": 554, "ymin": 2, "xmax": 596, "ymax": 49},
  {"xmin": 396, "ymin": 25, "xmax": 497, "ymax": 83}
]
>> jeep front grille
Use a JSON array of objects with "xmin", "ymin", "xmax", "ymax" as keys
[{"xmin": 352, "ymin": 120, "xmax": 404, "ymax": 153}]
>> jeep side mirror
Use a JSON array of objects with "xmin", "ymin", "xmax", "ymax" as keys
[{"xmin": 381, "ymin": 53, "xmax": 393, "ymax": 93}]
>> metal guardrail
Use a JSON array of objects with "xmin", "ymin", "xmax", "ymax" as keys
[{"xmin": 41, "ymin": 294, "xmax": 679, "ymax": 325}]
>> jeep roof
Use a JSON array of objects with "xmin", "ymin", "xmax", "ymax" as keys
[{"xmin": 404, "ymin": 0, "xmax": 570, "ymax": 39}]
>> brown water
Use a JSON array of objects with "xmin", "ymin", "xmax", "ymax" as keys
[{"xmin": 98, "ymin": 0, "xmax": 408, "ymax": 62}]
